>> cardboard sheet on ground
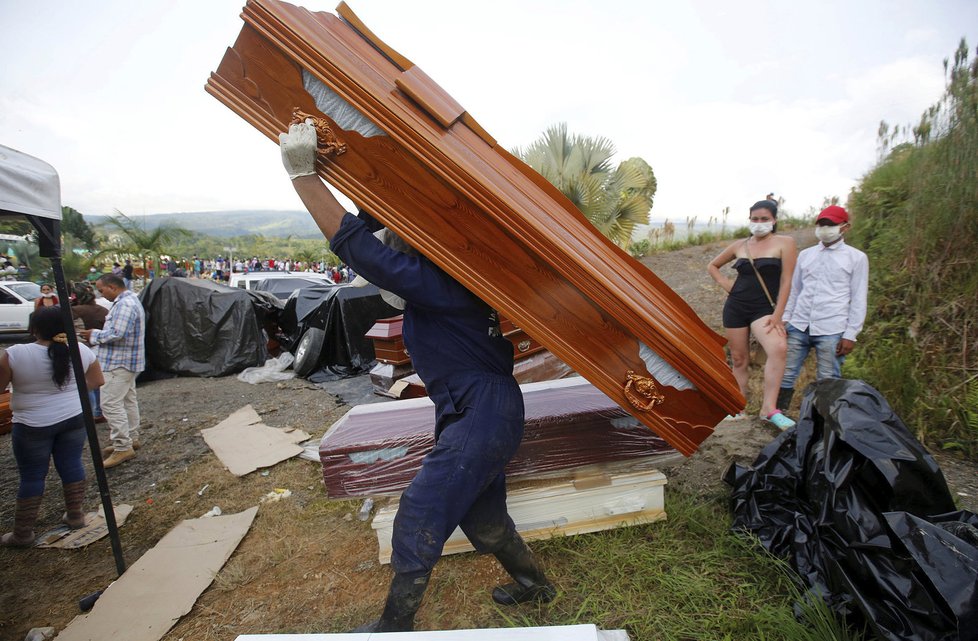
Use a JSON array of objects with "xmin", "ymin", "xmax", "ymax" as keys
[
  {"xmin": 202, "ymin": 405, "xmax": 310, "ymax": 476},
  {"xmin": 235, "ymin": 624, "xmax": 629, "ymax": 640},
  {"xmin": 36, "ymin": 504, "xmax": 134, "ymax": 549},
  {"xmin": 55, "ymin": 506, "xmax": 258, "ymax": 641}
]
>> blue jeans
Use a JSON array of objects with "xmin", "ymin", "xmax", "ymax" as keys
[
  {"xmin": 11, "ymin": 414, "xmax": 87, "ymax": 499},
  {"xmin": 89, "ymin": 388, "xmax": 102, "ymax": 418},
  {"xmin": 781, "ymin": 324, "xmax": 844, "ymax": 389}
]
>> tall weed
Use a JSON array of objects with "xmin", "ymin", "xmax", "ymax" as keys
[{"xmin": 848, "ymin": 39, "xmax": 978, "ymax": 456}]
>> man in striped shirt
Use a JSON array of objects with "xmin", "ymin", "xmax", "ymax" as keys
[{"xmin": 79, "ymin": 274, "xmax": 146, "ymax": 468}]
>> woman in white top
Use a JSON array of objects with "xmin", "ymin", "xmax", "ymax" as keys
[{"xmin": 0, "ymin": 305, "xmax": 104, "ymax": 547}]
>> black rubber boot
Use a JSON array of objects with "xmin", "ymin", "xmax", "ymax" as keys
[
  {"xmin": 351, "ymin": 572, "xmax": 430, "ymax": 632},
  {"xmin": 491, "ymin": 534, "xmax": 556, "ymax": 606},
  {"xmin": 776, "ymin": 387, "xmax": 795, "ymax": 414}
]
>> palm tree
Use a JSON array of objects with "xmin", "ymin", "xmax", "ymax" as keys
[
  {"xmin": 103, "ymin": 211, "xmax": 192, "ymax": 284},
  {"xmin": 291, "ymin": 246, "xmax": 321, "ymax": 269},
  {"xmin": 515, "ymin": 123, "xmax": 657, "ymax": 246}
]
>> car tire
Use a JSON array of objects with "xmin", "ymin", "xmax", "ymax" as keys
[{"xmin": 293, "ymin": 327, "xmax": 326, "ymax": 377}]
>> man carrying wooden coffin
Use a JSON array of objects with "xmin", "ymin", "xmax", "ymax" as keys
[{"xmin": 279, "ymin": 120, "xmax": 556, "ymax": 632}]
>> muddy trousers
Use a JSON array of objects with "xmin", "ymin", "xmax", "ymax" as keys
[{"xmin": 390, "ymin": 373, "xmax": 526, "ymax": 576}]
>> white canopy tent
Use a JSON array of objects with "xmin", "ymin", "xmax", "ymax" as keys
[{"xmin": 0, "ymin": 144, "xmax": 126, "ymax": 575}]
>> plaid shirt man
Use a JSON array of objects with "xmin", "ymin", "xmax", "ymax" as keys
[{"xmin": 90, "ymin": 289, "xmax": 146, "ymax": 373}]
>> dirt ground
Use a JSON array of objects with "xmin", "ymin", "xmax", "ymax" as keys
[{"xmin": 1, "ymin": 231, "xmax": 976, "ymax": 640}]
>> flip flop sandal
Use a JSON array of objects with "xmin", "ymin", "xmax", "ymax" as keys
[{"xmin": 764, "ymin": 410, "xmax": 795, "ymax": 431}]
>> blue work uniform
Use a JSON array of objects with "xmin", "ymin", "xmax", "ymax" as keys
[{"xmin": 331, "ymin": 212, "xmax": 524, "ymax": 577}]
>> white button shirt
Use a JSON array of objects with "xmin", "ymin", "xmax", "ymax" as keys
[{"xmin": 783, "ymin": 239, "xmax": 869, "ymax": 340}]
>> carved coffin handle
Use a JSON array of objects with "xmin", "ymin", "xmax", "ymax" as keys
[
  {"xmin": 624, "ymin": 370, "xmax": 665, "ymax": 412},
  {"xmin": 291, "ymin": 109, "xmax": 347, "ymax": 158}
]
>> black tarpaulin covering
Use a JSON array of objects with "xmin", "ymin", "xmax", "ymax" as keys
[
  {"xmin": 725, "ymin": 378, "xmax": 978, "ymax": 641},
  {"xmin": 253, "ymin": 276, "xmax": 338, "ymax": 300},
  {"xmin": 139, "ymin": 277, "xmax": 282, "ymax": 377},
  {"xmin": 279, "ymin": 282, "xmax": 398, "ymax": 378}
]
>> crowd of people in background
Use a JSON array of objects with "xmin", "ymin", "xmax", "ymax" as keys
[
  {"xmin": 0, "ymin": 252, "xmax": 356, "ymax": 290},
  {"xmin": 102, "ymin": 255, "xmax": 357, "ymax": 287},
  {"xmin": 182, "ymin": 255, "xmax": 356, "ymax": 284}
]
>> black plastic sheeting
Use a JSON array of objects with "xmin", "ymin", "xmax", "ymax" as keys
[
  {"xmin": 725, "ymin": 378, "xmax": 978, "ymax": 641},
  {"xmin": 278, "ymin": 282, "xmax": 398, "ymax": 380},
  {"xmin": 139, "ymin": 277, "xmax": 282, "ymax": 377}
]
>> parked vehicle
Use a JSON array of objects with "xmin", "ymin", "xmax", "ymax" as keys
[
  {"xmin": 252, "ymin": 276, "xmax": 338, "ymax": 300},
  {"xmin": 0, "ymin": 280, "xmax": 41, "ymax": 333},
  {"xmin": 228, "ymin": 271, "xmax": 335, "ymax": 291}
]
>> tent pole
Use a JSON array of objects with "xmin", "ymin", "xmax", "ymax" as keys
[{"xmin": 50, "ymin": 259, "xmax": 127, "ymax": 576}]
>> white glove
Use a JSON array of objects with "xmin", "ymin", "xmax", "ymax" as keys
[{"xmin": 279, "ymin": 121, "xmax": 318, "ymax": 180}]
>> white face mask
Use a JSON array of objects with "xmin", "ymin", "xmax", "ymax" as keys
[
  {"xmin": 41, "ymin": 291, "xmax": 54, "ymax": 298},
  {"xmin": 815, "ymin": 225, "xmax": 843, "ymax": 244},
  {"xmin": 749, "ymin": 222, "xmax": 774, "ymax": 237}
]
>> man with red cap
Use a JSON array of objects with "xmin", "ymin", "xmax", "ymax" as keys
[{"xmin": 777, "ymin": 205, "xmax": 869, "ymax": 413}]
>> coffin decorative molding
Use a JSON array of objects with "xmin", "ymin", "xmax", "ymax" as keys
[{"xmin": 206, "ymin": 0, "xmax": 745, "ymax": 455}]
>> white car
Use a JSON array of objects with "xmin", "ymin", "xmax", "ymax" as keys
[
  {"xmin": 0, "ymin": 281, "xmax": 42, "ymax": 333},
  {"xmin": 228, "ymin": 271, "xmax": 336, "ymax": 291}
]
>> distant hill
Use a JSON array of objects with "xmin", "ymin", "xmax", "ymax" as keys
[{"xmin": 87, "ymin": 210, "xmax": 320, "ymax": 239}]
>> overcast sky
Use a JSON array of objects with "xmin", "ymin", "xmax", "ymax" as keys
[{"xmin": 2, "ymin": 0, "xmax": 976, "ymax": 227}]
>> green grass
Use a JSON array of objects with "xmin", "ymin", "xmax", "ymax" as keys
[{"xmin": 492, "ymin": 491, "xmax": 864, "ymax": 641}]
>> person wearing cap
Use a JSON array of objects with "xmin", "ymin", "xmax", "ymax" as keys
[
  {"xmin": 777, "ymin": 205, "xmax": 869, "ymax": 413},
  {"xmin": 278, "ymin": 120, "xmax": 555, "ymax": 633}
]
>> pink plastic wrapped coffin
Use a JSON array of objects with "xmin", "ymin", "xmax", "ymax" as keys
[{"xmin": 319, "ymin": 377, "xmax": 677, "ymax": 498}]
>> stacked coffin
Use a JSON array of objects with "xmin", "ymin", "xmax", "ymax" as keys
[
  {"xmin": 364, "ymin": 315, "xmax": 415, "ymax": 395},
  {"xmin": 372, "ymin": 467, "xmax": 668, "ymax": 564},
  {"xmin": 367, "ymin": 313, "xmax": 574, "ymax": 398},
  {"xmin": 319, "ymin": 377, "xmax": 679, "ymax": 563},
  {"xmin": 319, "ymin": 377, "xmax": 678, "ymax": 498}
]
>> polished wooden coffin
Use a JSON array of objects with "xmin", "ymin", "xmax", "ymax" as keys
[{"xmin": 206, "ymin": 0, "xmax": 745, "ymax": 455}]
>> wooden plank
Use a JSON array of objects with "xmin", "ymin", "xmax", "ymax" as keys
[
  {"xmin": 206, "ymin": 1, "xmax": 746, "ymax": 455},
  {"xmin": 395, "ymin": 66, "xmax": 465, "ymax": 128}
]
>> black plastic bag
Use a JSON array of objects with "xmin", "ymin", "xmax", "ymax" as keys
[{"xmin": 725, "ymin": 378, "xmax": 978, "ymax": 641}]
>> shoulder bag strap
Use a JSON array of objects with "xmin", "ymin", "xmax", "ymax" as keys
[{"xmin": 744, "ymin": 239, "xmax": 776, "ymax": 310}]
